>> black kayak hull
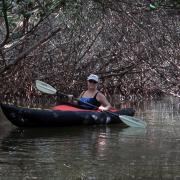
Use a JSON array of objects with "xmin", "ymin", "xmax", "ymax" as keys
[{"xmin": 1, "ymin": 104, "xmax": 135, "ymax": 127}]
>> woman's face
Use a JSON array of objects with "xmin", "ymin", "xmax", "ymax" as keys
[{"xmin": 87, "ymin": 80, "xmax": 98, "ymax": 90}]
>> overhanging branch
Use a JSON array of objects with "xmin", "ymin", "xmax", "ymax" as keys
[
  {"xmin": 0, "ymin": 26, "xmax": 62, "ymax": 74},
  {"xmin": 0, "ymin": 0, "xmax": 10, "ymax": 49}
]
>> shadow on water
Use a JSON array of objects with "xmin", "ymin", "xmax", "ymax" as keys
[
  {"xmin": 0, "ymin": 96, "xmax": 179, "ymax": 179},
  {"xmin": 1, "ymin": 125, "xmax": 146, "ymax": 141}
]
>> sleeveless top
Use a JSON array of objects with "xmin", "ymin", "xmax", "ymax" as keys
[{"xmin": 78, "ymin": 91, "xmax": 101, "ymax": 109}]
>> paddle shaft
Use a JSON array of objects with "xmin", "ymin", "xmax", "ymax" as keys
[
  {"xmin": 56, "ymin": 91, "xmax": 147, "ymax": 128},
  {"xmin": 65, "ymin": 97, "xmax": 146, "ymax": 128},
  {"xmin": 57, "ymin": 90, "xmax": 121, "ymax": 118},
  {"xmin": 71, "ymin": 96, "xmax": 121, "ymax": 118}
]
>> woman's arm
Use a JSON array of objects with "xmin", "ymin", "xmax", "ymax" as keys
[{"xmin": 97, "ymin": 93, "xmax": 112, "ymax": 111}]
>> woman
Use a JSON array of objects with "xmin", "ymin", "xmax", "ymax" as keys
[{"xmin": 76, "ymin": 74, "xmax": 112, "ymax": 111}]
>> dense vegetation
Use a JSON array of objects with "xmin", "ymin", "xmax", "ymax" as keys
[{"xmin": 0, "ymin": 0, "xmax": 179, "ymax": 106}]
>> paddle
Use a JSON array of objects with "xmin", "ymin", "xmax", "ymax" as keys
[{"xmin": 35, "ymin": 80, "xmax": 147, "ymax": 128}]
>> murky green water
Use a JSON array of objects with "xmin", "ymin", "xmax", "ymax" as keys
[{"xmin": 0, "ymin": 97, "xmax": 179, "ymax": 179}]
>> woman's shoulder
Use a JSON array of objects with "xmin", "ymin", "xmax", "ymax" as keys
[
  {"xmin": 96, "ymin": 91, "xmax": 106, "ymax": 98},
  {"xmin": 79, "ymin": 91, "xmax": 86, "ymax": 97}
]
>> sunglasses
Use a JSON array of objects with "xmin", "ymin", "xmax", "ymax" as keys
[{"xmin": 88, "ymin": 80, "xmax": 98, "ymax": 84}]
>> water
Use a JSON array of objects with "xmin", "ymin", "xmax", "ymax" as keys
[{"xmin": 0, "ymin": 97, "xmax": 179, "ymax": 179}]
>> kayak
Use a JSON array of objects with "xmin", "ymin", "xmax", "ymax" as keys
[{"xmin": 0, "ymin": 103, "xmax": 135, "ymax": 127}]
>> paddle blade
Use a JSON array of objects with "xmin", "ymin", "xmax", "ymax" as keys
[
  {"xmin": 36, "ymin": 80, "xmax": 57, "ymax": 94},
  {"xmin": 119, "ymin": 115, "xmax": 147, "ymax": 128}
]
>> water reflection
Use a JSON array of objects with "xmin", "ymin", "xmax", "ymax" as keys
[
  {"xmin": 0, "ymin": 97, "xmax": 179, "ymax": 179},
  {"xmin": 120, "ymin": 127, "xmax": 147, "ymax": 136},
  {"xmin": 0, "ymin": 126, "xmax": 129, "ymax": 179}
]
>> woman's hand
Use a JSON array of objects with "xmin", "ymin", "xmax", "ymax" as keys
[{"xmin": 98, "ymin": 106, "xmax": 109, "ymax": 111}]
